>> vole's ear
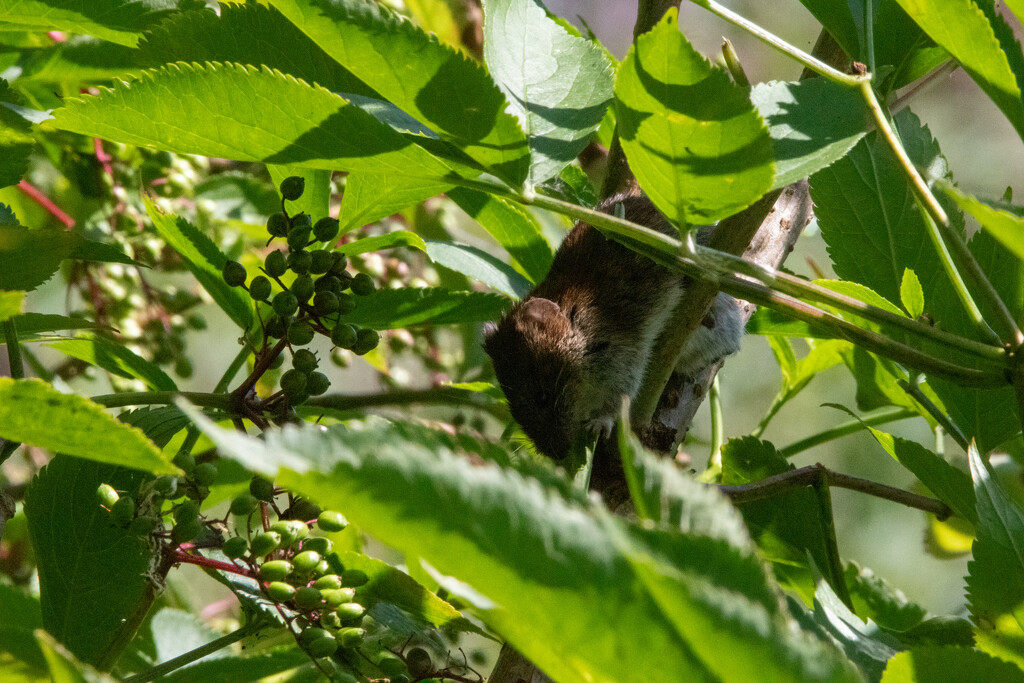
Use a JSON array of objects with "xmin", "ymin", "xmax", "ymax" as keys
[{"xmin": 520, "ymin": 297, "xmax": 561, "ymax": 326}]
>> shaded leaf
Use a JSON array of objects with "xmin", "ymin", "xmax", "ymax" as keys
[
  {"xmin": 942, "ymin": 183, "xmax": 1024, "ymax": 262},
  {"xmin": 482, "ymin": 0, "xmax": 613, "ymax": 183},
  {"xmin": 52, "ymin": 62, "xmax": 455, "ymax": 180},
  {"xmin": 335, "ymin": 230, "xmax": 427, "ymax": 256},
  {"xmin": 0, "ymin": 583, "xmax": 44, "ymax": 671},
  {"xmin": 0, "ymin": 290, "xmax": 23, "ymax": 322},
  {"xmin": 0, "ymin": 378, "xmax": 179, "ymax": 474},
  {"xmin": 337, "ymin": 173, "xmax": 451, "ymax": 234},
  {"xmin": 615, "ymin": 10, "xmax": 773, "ymax": 225},
  {"xmin": 344, "ymin": 288, "xmax": 509, "ymax": 329},
  {"xmin": 144, "ymin": 198, "xmax": 253, "ymax": 330},
  {"xmin": 0, "ymin": 0, "xmax": 172, "ymax": 47},
  {"xmin": 12, "ymin": 36, "xmax": 138, "ymax": 84},
  {"xmin": 6, "ymin": 313, "xmax": 99, "ymax": 336},
  {"xmin": 880, "ymin": 645, "xmax": 1024, "ymax": 682},
  {"xmin": 25, "ymin": 457, "xmax": 159, "ymax": 667},
  {"xmin": 48, "ymin": 337, "xmax": 176, "ymax": 392},
  {"xmin": 0, "ymin": 78, "xmax": 33, "ymax": 189},
  {"xmin": 0, "ymin": 224, "xmax": 80, "ymax": 292},
  {"xmin": 268, "ymin": 0, "xmax": 530, "ymax": 185},
  {"xmin": 425, "ymin": 239, "xmax": 531, "ymax": 297},
  {"xmin": 750, "ymin": 78, "xmax": 869, "ymax": 189},
  {"xmin": 266, "ymin": 165, "xmax": 331, "ymax": 228}
]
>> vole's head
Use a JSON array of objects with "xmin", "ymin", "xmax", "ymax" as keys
[{"xmin": 483, "ymin": 297, "xmax": 589, "ymax": 459}]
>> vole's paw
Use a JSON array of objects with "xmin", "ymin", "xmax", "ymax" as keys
[{"xmin": 586, "ymin": 416, "xmax": 615, "ymax": 439}]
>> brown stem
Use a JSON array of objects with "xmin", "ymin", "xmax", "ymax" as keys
[{"xmin": 719, "ymin": 462, "xmax": 953, "ymax": 520}]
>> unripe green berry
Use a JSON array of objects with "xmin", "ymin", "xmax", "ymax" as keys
[
  {"xmin": 280, "ymin": 176, "xmax": 305, "ymax": 201},
  {"xmin": 174, "ymin": 357, "xmax": 193, "ymax": 378},
  {"xmin": 291, "ymin": 275, "xmax": 314, "ymax": 302},
  {"xmin": 299, "ymin": 627, "xmax": 331, "ymax": 644},
  {"xmin": 222, "ymin": 260, "xmax": 246, "ymax": 287},
  {"xmin": 97, "ymin": 483, "xmax": 120, "ymax": 509},
  {"xmin": 281, "ymin": 368, "xmax": 308, "ymax": 396},
  {"xmin": 407, "ymin": 648, "xmax": 432, "ymax": 678},
  {"xmin": 320, "ymin": 611, "xmax": 343, "ymax": 629},
  {"xmin": 186, "ymin": 313, "xmax": 207, "ymax": 330},
  {"xmin": 336, "ymin": 602, "xmax": 365, "ymax": 621},
  {"xmin": 309, "ymin": 249, "xmax": 333, "ymax": 274},
  {"xmin": 306, "ymin": 634, "xmax": 338, "ymax": 658},
  {"xmin": 376, "ymin": 650, "xmax": 405, "ymax": 676},
  {"xmin": 287, "ymin": 249, "xmax": 311, "ymax": 274},
  {"xmin": 336, "ymin": 627, "xmax": 365, "ymax": 648},
  {"xmin": 273, "ymin": 291, "xmax": 299, "ymax": 318},
  {"xmin": 290, "ymin": 499, "xmax": 321, "ymax": 522},
  {"xmin": 172, "ymin": 518, "xmax": 203, "ymax": 543},
  {"xmin": 314, "ymin": 275, "xmax": 341, "ymax": 294},
  {"xmin": 265, "ymin": 250, "xmax": 287, "ymax": 277},
  {"xmin": 292, "ymin": 550, "xmax": 322, "ymax": 572},
  {"xmin": 250, "ymin": 531, "xmax": 282, "ymax": 556},
  {"xmin": 350, "ymin": 272, "xmax": 375, "ymax": 296},
  {"xmin": 264, "ymin": 316, "xmax": 287, "ymax": 339},
  {"xmin": 306, "ymin": 371, "xmax": 330, "ymax": 396},
  {"xmin": 341, "ymin": 569, "xmax": 369, "ymax": 587},
  {"xmin": 269, "ymin": 352, "xmax": 286, "ymax": 369},
  {"xmin": 267, "ymin": 212, "xmax": 289, "ymax": 237},
  {"xmin": 317, "ymin": 510, "xmax": 349, "ymax": 533},
  {"xmin": 336, "ymin": 292, "xmax": 356, "ymax": 314},
  {"xmin": 353, "ymin": 328, "xmax": 380, "ymax": 356},
  {"xmin": 303, "ymin": 537, "xmax": 333, "ymax": 556},
  {"xmin": 230, "ymin": 493, "xmax": 259, "ymax": 517},
  {"xmin": 250, "ymin": 477, "xmax": 275, "ymax": 502},
  {"xmin": 153, "ymin": 475, "xmax": 178, "ymax": 498},
  {"xmin": 129, "ymin": 515, "xmax": 159, "ymax": 535},
  {"xmin": 259, "ymin": 560, "xmax": 294, "ymax": 582},
  {"xmin": 330, "ymin": 323, "xmax": 357, "ymax": 349},
  {"xmin": 288, "ymin": 321, "xmax": 314, "ymax": 346},
  {"xmin": 174, "ymin": 500, "xmax": 200, "ymax": 525},
  {"xmin": 313, "ymin": 217, "xmax": 339, "ymax": 243},
  {"xmin": 314, "ymin": 559, "xmax": 330, "ymax": 575},
  {"xmin": 192, "ymin": 461, "xmax": 218, "ymax": 486},
  {"xmin": 329, "ymin": 252, "xmax": 349, "ymax": 275},
  {"xmin": 249, "ymin": 275, "xmax": 271, "ymax": 301},
  {"xmin": 313, "ymin": 291, "xmax": 339, "ymax": 315},
  {"xmin": 294, "ymin": 586, "xmax": 323, "ymax": 610},
  {"xmin": 110, "ymin": 496, "xmax": 135, "ymax": 527},
  {"xmin": 321, "ymin": 587, "xmax": 356, "ymax": 607},
  {"xmin": 270, "ymin": 519, "xmax": 307, "ymax": 545},
  {"xmin": 222, "ymin": 536, "xmax": 249, "ymax": 559},
  {"xmin": 313, "ymin": 574, "xmax": 344, "ymax": 591},
  {"xmin": 290, "ymin": 212, "xmax": 313, "ymax": 231},
  {"xmin": 266, "ymin": 581, "xmax": 297, "ymax": 603},
  {"xmin": 292, "ymin": 349, "xmax": 318, "ymax": 373}
]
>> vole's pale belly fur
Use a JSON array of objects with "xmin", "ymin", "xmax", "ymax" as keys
[{"xmin": 484, "ymin": 191, "xmax": 743, "ymax": 459}]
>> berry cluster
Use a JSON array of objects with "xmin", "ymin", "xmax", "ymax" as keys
[{"xmin": 221, "ymin": 176, "xmax": 381, "ymax": 405}]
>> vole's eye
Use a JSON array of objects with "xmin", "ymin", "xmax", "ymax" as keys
[{"xmin": 568, "ymin": 305, "xmax": 578, "ymax": 324}]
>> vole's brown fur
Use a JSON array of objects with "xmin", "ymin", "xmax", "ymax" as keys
[{"xmin": 484, "ymin": 191, "xmax": 742, "ymax": 459}]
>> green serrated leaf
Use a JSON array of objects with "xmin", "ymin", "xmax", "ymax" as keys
[
  {"xmin": 844, "ymin": 561, "xmax": 928, "ymax": 633},
  {"xmin": 892, "ymin": 0, "xmax": 1024, "ymax": 142},
  {"xmin": 425, "ymin": 240, "xmax": 531, "ymax": 298},
  {"xmin": 750, "ymin": 79, "xmax": 869, "ymax": 189},
  {"xmin": 482, "ymin": 0, "xmax": 613, "ymax": 184},
  {"xmin": 337, "ymin": 173, "xmax": 451, "ymax": 234},
  {"xmin": 758, "ymin": 339, "xmax": 849, "ymax": 434},
  {"xmin": 344, "ymin": 287, "xmax": 510, "ymax": 329},
  {"xmin": 159, "ymin": 647, "xmax": 308, "ymax": 683},
  {"xmin": 447, "ymin": 186, "xmax": 553, "ymax": 283},
  {"xmin": 137, "ymin": 2, "xmax": 376, "ymax": 97},
  {"xmin": 880, "ymin": 645, "xmax": 1024, "ymax": 682},
  {"xmin": 268, "ymin": 0, "xmax": 530, "ymax": 185},
  {"xmin": 900, "ymin": 268, "xmax": 925, "ymax": 318},
  {"xmin": 0, "ymin": 583, "xmax": 44, "ymax": 671},
  {"xmin": 25, "ymin": 457, "xmax": 159, "ymax": 668},
  {"xmin": 184, "ymin": 412, "xmax": 861, "ymax": 683},
  {"xmin": 0, "ymin": 0, "xmax": 172, "ymax": 47},
  {"xmin": 69, "ymin": 236, "xmax": 137, "ymax": 266},
  {"xmin": 969, "ymin": 442, "xmax": 1024, "ymax": 568},
  {"xmin": 810, "ymin": 575, "xmax": 899, "ymax": 681},
  {"xmin": 335, "ymin": 230, "xmax": 427, "ymax": 256},
  {"xmin": 0, "ymin": 290, "xmax": 23, "ymax": 322},
  {"xmin": 0, "ymin": 378, "xmax": 179, "ymax": 474},
  {"xmin": 721, "ymin": 436, "xmax": 831, "ymax": 572},
  {"xmin": 5, "ymin": 313, "xmax": 99, "ymax": 336},
  {"xmin": 48, "ymin": 338, "xmax": 176, "ymax": 392},
  {"xmin": 0, "ymin": 78, "xmax": 33, "ymax": 189},
  {"xmin": 942, "ymin": 183, "xmax": 1024, "ymax": 262},
  {"xmin": 35, "ymin": 630, "xmax": 116, "ymax": 683},
  {"xmin": 615, "ymin": 9, "xmax": 774, "ymax": 225},
  {"xmin": 144, "ymin": 197, "xmax": 253, "ymax": 330},
  {"xmin": 14, "ymin": 36, "xmax": 139, "ymax": 84},
  {"xmin": 52, "ymin": 61, "xmax": 455, "ymax": 180},
  {"xmin": 0, "ymin": 224, "xmax": 81, "ymax": 292}
]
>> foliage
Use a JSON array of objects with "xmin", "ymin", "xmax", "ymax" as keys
[{"xmin": 1, "ymin": 0, "xmax": 1024, "ymax": 682}]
